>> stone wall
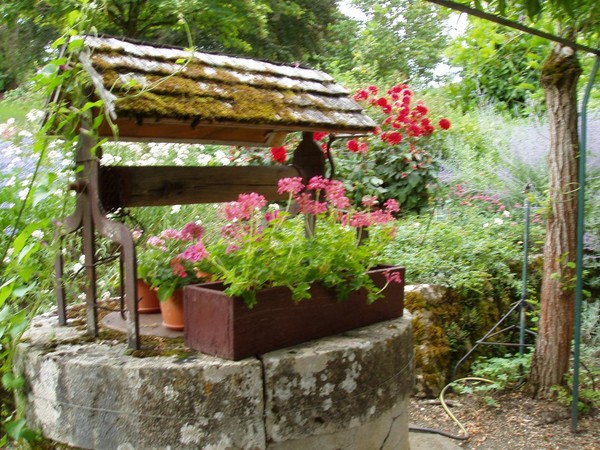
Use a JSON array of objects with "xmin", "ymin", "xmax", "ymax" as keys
[
  {"xmin": 405, "ymin": 284, "xmax": 512, "ymax": 397},
  {"xmin": 405, "ymin": 284, "xmax": 460, "ymax": 397},
  {"xmin": 15, "ymin": 312, "xmax": 414, "ymax": 450}
]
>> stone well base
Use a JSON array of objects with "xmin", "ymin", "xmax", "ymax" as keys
[{"xmin": 15, "ymin": 311, "xmax": 414, "ymax": 450}]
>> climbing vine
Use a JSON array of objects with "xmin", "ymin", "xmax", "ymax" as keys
[
  {"xmin": 0, "ymin": 2, "xmax": 108, "ymax": 444},
  {"xmin": 0, "ymin": 3, "xmax": 199, "ymax": 443}
]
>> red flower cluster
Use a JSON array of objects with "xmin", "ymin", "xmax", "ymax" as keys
[
  {"xmin": 438, "ymin": 118, "xmax": 451, "ymax": 130},
  {"xmin": 353, "ymin": 83, "xmax": 451, "ymax": 145},
  {"xmin": 270, "ymin": 146, "xmax": 287, "ymax": 163},
  {"xmin": 346, "ymin": 139, "xmax": 368, "ymax": 154},
  {"xmin": 313, "ymin": 131, "xmax": 329, "ymax": 141}
]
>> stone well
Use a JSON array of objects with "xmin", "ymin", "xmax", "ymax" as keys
[{"xmin": 15, "ymin": 311, "xmax": 414, "ymax": 449}]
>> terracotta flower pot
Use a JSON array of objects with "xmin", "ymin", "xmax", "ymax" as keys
[
  {"xmin": 137, "ymin": 279, "xmax": 161, "ymax": 314},
  {"xmin": 159, "ymin": 288, "xmax": 185, "ymax": 331}
]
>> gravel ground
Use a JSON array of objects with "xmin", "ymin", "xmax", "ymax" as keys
[{"xmin": 409, "ymin": 390, "xmax": 600, "ymax": 449}]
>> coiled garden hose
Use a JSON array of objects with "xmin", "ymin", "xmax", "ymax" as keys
[{"xmin": 409, "ymin": 377, "xmax": 496, "ymax": 441}]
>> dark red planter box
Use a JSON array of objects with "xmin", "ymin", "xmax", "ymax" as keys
[{"xmin": 183, "ymin": 266, "xmax": 404, "ymax": 360}]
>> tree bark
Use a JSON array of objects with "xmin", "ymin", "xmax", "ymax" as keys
[{"xmin": 528, "ymin": 44, "xmax": 582, "ymax": 398}]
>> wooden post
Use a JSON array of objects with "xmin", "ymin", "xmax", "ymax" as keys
[
  {"xmin": 77, "ymin": 133, "xmax": 99, "ymax": 337},
  {"xmin": 292, "ymin": 132, "xmax": 326, "ymax": 182},
  {"xmin": 292, "ymin": 132, "xmax": 326, "ymax": 236}
]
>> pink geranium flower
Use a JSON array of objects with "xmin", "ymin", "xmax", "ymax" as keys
[
  {"xmin": 362, "ymin": 195, "xmax": 378, "ymax": 208},
  {"xmin": 179, "ymin": 242, "xmax": 209, "ymax": 262},
  {"xmin": 147, "ymin": 236, "xmax": 166, "ymax": 249},
  {"xmin": 277, "ymin": 177, "xmax": 304, "ymax": 195},
  {"xmin": 224, "ymin": 193, "xmax": 267, "ymax": 221},
  {"xmin": 384, "ymin": 199, "xmax": 400, "ymax": 213},
  {"xmin": 307, "ymin": 176, "xmax": 329, "ymax": 191},
  {"xmin": 160, "ymin": 228, "xmax": 182, "ymax": 240},
  {"xmin": 170, "ymin": 257, "xmax": 188, "ymax": 278},
  {"xmin": 181, "ymin": 222, "xmax": 204, "ymax": 240},
  {"xmin": 384, "ymin": 270, "xmax": 403, "ymax": 285}
]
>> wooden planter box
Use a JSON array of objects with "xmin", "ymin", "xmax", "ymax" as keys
[{"xmin": 183, "ymin": 266, "xmax": 404, "ymax": 360}]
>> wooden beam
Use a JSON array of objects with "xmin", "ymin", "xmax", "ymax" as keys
[
  {"xmin": 99, "ymin": 165, "xmax": 300, "ymax": 209},
  {"xmin": 96, "ymin": 117, "xmax": 374, "ymax": 146},
  {"xmin": 98, "ymin": 118, "xmax": 289, "ymax": 147}
]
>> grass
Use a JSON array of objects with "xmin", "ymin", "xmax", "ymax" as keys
[{"xmin": 0, "ymin": 86, "xmax": 43, "ymax": 125}]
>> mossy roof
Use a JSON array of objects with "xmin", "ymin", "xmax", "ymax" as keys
[{"xmin": 80, "ymin": 36, "xmax": 376, "ymax": 145}]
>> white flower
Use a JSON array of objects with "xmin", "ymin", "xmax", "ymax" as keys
[
  {"xmin": 72, "ymin": 262, "xmax": 83, "ymax": 273},
  {"xmin": 47, "ymin": 150, "xmax": 60, "ymax": 160},
  {"xmin": 494, "ymin": 218, "xmax": 504, "ymax": 225},
  {"xmin": 483, "ymin": 223, "xmax": 489, "ymax": 228},
  {"xmin": 18, "ymin": 188, "xmax": 29, "ymax": 200},
  {"xmin": 502, "ymin": 210, "xmax": 511, "ymax": 217},
  {"xmin": 3, "ymin": 248, "xmax": 14, "ymax": 264},
  {"xmin": 128, "ymin": 143, "xmax": 144, "ymax": 154},
  {"xmin": 31, "ymin": 230, "xmax": 44, "ymax": 239},
  {"xmin": 171, "ymin": 205, "xmax": 182, "ymax": 214},
  {"xmin": 26, "ymin": 109, "xmax": 44, "ymax": 123},
  {"xmin": 102, "ymin": 154, "xmax": 120, "ymax": 165},
  {"xmin": 197, "ymin": 154, "xmax": 212, "ymax": 165}
]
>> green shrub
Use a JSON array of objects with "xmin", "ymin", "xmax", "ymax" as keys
[
  {"xmin": 470, "ymin": 350, "xmax": 533, "ymax": 390},
  {"xmin": 387, "ymin": 184, "xmax": 545, "ymax": 379}
]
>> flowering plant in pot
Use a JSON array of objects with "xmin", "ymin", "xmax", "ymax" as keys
[
  {"xmin": 178, "ymin": 175, "xmax": 403, "ymax": 308},
  {"xmin": 177, "ymin": 175, "xmax": 405, "ymax": 359},
  {"xmin": 137, "ymin": 222, "xmax": 209, "ymax": 302}
]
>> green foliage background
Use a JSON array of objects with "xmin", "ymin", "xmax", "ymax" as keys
[{"xmin": 1, "ymin": 0, "xmax": 600, "ymax": 444}]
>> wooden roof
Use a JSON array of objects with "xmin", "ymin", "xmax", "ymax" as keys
[{"xmin": 81, "ymin": 36, "xmax": 376, "ymax": 146}]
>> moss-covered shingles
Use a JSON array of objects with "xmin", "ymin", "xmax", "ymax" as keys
[{"xmin": 85, "ymin": 40, "xmax": 375, "ymax": 131}]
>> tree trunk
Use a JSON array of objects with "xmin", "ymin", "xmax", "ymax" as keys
[{"xmin": 528, "ymin": 44, "xmax": 582, "ymax": 398}]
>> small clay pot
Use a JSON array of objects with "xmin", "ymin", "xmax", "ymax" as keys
[
  {"xmin": 159, "ymin": 288, "xmax": 184, "ymax": 331},
  {"xmin": 137, "ymin": 279, "xmax": 161, "ymax": 314}
]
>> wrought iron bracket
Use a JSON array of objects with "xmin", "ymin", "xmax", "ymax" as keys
[{"xmin": 55, "ymin": 131, "xmax": 140, "ymax": 349}]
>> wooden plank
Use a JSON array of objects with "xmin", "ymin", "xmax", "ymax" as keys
[
  {"xmin": 97, "ymin": 118, "xmax": 287, "ymax": 146},
  {"xmin": 99, "ymin": 165, "xmax": 300, "ymax": 208},
  {"xmin": 183, "ymin": 266, "xmax": 405, "ymax": 361},
  {"xmin": 96, "ymin": 117, "xmax": 374, "ymax": 145}
]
